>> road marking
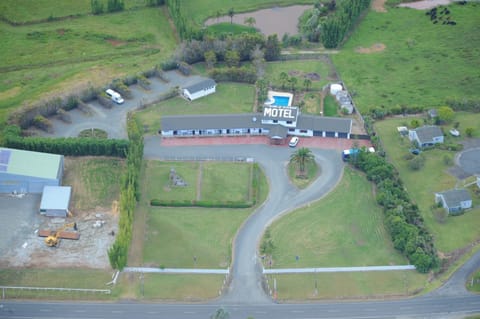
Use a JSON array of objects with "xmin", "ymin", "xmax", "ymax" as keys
[
  {"xmin": 39, "ymin": 309, "xmax": 51, "ymax": 312},
  {"xmin": 111, "ymin": 310, "xmax": 124, "ymax": 313},
  {"xmin": 184, "ymin": 311, "xmax": 196, "ymax": 314},
  {"xmin": 291, "ymin": 310, "xmax": 305, "ymax": 313},
  {"xmin": 74, "ymin": 309, "xmax": 86, "ymax": 312}
]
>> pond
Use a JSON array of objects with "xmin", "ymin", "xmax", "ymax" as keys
[{"xmin": 204, "ymin": 5, "xmax": 312, "ymax": 38}]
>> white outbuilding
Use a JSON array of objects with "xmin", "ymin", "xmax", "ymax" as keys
[
  {"xmin": 330, "ymin": 83, "xmax": 343, "ymax": 95},
  {"xmin": 182, "ymin": 78, "xmax": 217, "ymax": 101}
]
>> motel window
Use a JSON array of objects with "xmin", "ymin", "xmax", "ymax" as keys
[
  {"xmin": 273, "ymin": 120, "xmax": 278, "ymax": 124},
  {"xmin": 286, "ymin": 121, "xmax": 292, "ymax": 124}
]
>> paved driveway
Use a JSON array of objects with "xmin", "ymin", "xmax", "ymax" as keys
[{"xmin": 145, "ymin": 136, "xmax": 345, "ymax": 303}]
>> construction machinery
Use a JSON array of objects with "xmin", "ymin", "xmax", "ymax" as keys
[{"xmin": 40, "ymin": 222, "xmax": 79, "ymax": 247}]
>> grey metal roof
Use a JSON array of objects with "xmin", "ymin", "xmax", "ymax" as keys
[
  {"xmin": 161, "ymin": 114, "xmax": 264, "ymax": 131},
  {"xmin": 438, "ymin": 189, "xmax": 471, "ymax": 207},
  {"xmin": 268, "ymin": 125, "xmax": 288, "ymax": 138},
  {"xmin": 162, "ymin": 113, "xmax": 352, "ymax": 134},
  {"xmin": 297, "ymin": 115, "xmax": 352, "ymax": 133},
  {"xmin": 182, "ymin": 79, "xmax": 217, "ymax": 94},
  {"xmin": 40, "ymin": 186, "xmax": 71, "ymax": 210},
  {"xmin": 414, "ymin": 126, "xmax": 443, "ymax": 143}
]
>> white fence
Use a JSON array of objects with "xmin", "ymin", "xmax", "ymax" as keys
[{"xmin": 1, "ymin": 286, "xmax": 110, "ymax": 299}]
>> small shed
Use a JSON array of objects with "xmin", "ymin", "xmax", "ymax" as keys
[
  {"xmin": 330, "ymin": 83, "xmax": 343, "ymax": 95},
  {"xmin": 435, "ymin": 189, "xmax": 472, "ymax": 215},
  {"xmin": 39, "ymin": 186, "xmax": 72, "ymax": 217},
  {"xmin": 182, "ymin": 78, "xmax": 216, "ymax": 101}
]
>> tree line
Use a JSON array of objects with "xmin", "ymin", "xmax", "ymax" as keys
[{"xmin": 108, "ymin": 115, "xmax": 144, "ymax": 270}]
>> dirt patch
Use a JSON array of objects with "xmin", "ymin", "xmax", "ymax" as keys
[
  {"xmin": 0, "ymin": 209, "xmax": 118, "ymax": 269},
  {"xmin": 305, "ymin": 73, "xmax": 321, "ymax": 81},
  {"xmin": 398, "ymin": 0, "xmax": 453, "ymax": 10},
  {"xmin": 107, "ymin": 39, "xmax": 126, "ymax": 47},
  {"xmin": 372, "ymin": 0, "xmax": 387, "ymax": 12},
  {"xmin": 355, "ymin": 43, "xmax": 386, "ymax": 54}
]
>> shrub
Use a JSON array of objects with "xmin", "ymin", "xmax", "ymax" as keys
[
  {"xmin": 408, "ymin": 155, "xmax": 425, "ymax": 170},
  {"xmin": 465, "ymin": 127, "xmax": 475, "ymax": 137},
  {"xmin": 97, "ymin": 94, "xmax": 114, "ymax": 109},
  {"xmin": 160, "ymin": 59, "xmax": 178, "ymax": 71},
  {"xmin": 209, "ymin": 66, "xmax": 257, "ymax": 84}
]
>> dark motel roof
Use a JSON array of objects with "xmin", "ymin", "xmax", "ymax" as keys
[
  {"xmin": 161, "ymin": 114, "xmax": 264, "ymax": 131},
  {"xmin": 297, "ymin": 115, "xmax": 352, "ymax": 133},
  {"xmin": 182, "ymin": 79, "xmax": 217, "ymax": 94},
  {"xmin": 161, "ymin": 113, "xmax": 352, "ymax": 134}
]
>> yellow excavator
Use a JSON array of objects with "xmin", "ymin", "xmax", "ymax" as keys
[{"xmin": 44, "ymin": 222, "xmax": 78, "ymax": 247}]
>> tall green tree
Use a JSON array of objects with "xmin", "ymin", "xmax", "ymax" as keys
[
  {"xmin": 289, "ymin": 76, "xmax": 298, "ymax": 92},
  {"xmin": 303, "ymin": 78, "xmax": 312, "ymax": 91},
  {"xmin": 228, "ymin": 8, "xmax": 235, "ymax": 24},
  {"xmin": 279, "ymin": 72, "xmax": 288, "ymax": 90},
  {"xmin": 290, "ymin": 147, "xmax": 315, "ymax": 174},
  {"xmin": 437, "ymin": 106, "xmax": 455, "ymax": 124},
  {"xmin": 264, "ymin": 34, "xmax": 281, "ymax": 61}
]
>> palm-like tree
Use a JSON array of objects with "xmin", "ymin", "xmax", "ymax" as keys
[
  {"xmin": 279, "ymin": 72, "xmax": 288, "ymax": 90},
  {"xmin": 289, "ymin": 76, "xmax": 298, "ymax": 92},
  {"xmin": 303, "ymin": 78, "xmax": 312, "ymax": 91},
  {"xmin": 290, "ymin": 147, "xmax": 315, "ymax": 174},
  {"xmin": 228, "ymin": 7, "xmax": 235, "ymax": 24}
]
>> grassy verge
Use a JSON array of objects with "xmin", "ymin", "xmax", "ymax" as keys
[
  {"xmin": 118, "ymin": 272, "xmax": 225, "ymax": 301},
  {"xmin": 267, "ymin": 271, "xmax": 427, "ymax": 301},
  {"xmin": 205, "ymin": 23, "xmax": 258, "ymax": 35},
  {"xmin": 267, "ymin": 166, "xmax": 408, "ymax": 267},
  {"xmin": 374, "ymin": 116, "xmax": 480, "ymax": 254},
  {"xmin": 135, "ymin": 82, "xmax": 255, "ymax": 134},
  {"xmin": 0, "ymin": 268, "xmax": 116, "ymax": 300},
  {"xmin": 333, "ymin": 4, "xmax": 480, "ymax": 113},
  {"xmin": 62, "ymin": 157, "xmax": 125, "ymax": 211}
]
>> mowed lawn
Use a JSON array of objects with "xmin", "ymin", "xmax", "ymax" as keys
[
  {"xmin": 267, "ymin": 271, "xmax": 427, "ymax": 300},
  {"xmin": 142, "ymin": 160, "xmax": 268, "ymax": 268},
  {"xmin": 268, "ymin": 166, "xmax": 407, "ymax": 268},
  {"xmin": 374, "ymin": 116, "xmax": 480, "ymax": 253},
  {"xmin": 0, "ymin": 7, "xmax": 176, "ymax": 125},
  {"xmin": 62, "ymin": 157, "xmax": 125, "ymax": 210},
  {"xmin": 333, "ymin": 4, "xmax": 480, "ymax": 113},
  {"xmin": 145, "ymin": 160, "xmax": 253, "ymax": 202},
  {"xmin": 136, "ymin": 83, "xmax": 255, "ymax": 134}
]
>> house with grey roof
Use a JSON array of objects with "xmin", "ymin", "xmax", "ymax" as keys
[
  {"xmin": 0, "ymin": 147, "xmax": 64, "ymax": 193},
  {"xmin": 435, "ymin": 189, "xmax": 472, "ymax": 215},
  {"xmin": 160, "ymin": 106, "xmax": 352, "ymax": 144},
  {"xmin": 182, "ymin": 78, "xmax": 216, "ymax": 101},
  {"xmin": 408, "ymin": 125, "xmax": 444, "ymax": 148}
]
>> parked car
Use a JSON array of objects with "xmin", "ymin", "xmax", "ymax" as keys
[
  {"xmin": 289, "ymin": 136, "xmax": 299, "ymax": 147},
  {"xmin": 410, "ymin": 148, "xmax": 421, "ymax": 155}
]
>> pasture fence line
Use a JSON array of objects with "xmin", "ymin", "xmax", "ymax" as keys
[{"xmin": 1, "ymin": 286, "xmax": 111, "ymax": 299}]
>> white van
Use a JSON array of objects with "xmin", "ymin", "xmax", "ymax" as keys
[{"xmin": 105, "ymin": 89, "xmax": 124, "ymax": 104}]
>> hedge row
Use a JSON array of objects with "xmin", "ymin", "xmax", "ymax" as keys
[
  {"xmin": 108, "ymin": 116, "xmax": 144, "ymax": 270},
  {"xmin": 350, "ymin": 151, "xmax": 439, "ymax": 273},
  {"xmin": 3, "ymin": 125, "xmax": 129, "ymax": 157},
  {"xmin": 209, "ymin": 67, "xmax": 257, "ymax": 84},
  {"xmin": 150, "ymin": 199, "xmax": 254, "ymax": 208}
]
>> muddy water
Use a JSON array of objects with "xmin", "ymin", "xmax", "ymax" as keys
[{"xmin": 204, "ymin": 5, "xmax": 312, "ymax": 37}]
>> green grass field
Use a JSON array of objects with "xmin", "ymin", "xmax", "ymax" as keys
[
  {"xmin": 333, "ymin": 3, "xmax": 480, "ymax": 113},
  {"xmin": 323, "ymin": 94, "xmax": 338, "ymax": 116},
  {"xmin": 141, "ymin": 162, "xmax": 268, "ymax": 268},
  {"xmin": 0, "ymin": 0, "xmax": 151, "ymax": 23},
  {"xmin": 265, "ymin": 59, "xmax": 332, "ymax": 92},
  {"xmin": 374, "ymin": 115, "xmax": 480, "ymax": 253},
  {"xmin": 62, "ymin": 157, "xmax": 125, "ymax": 210},
  {"xmin": 267, "ymin": 166, "xmax": 408, "ymax": 268},
  {"xmin": 145, "ymin": 160, "xmax": 253, "ymax": 202},
  {"xmin": 136, "ymin": 82, "xmax": 255, "ymax": 134},
  {"xmin": 267, "ymin": 271, "xmax": 427, "ymax": 300},
  {"xmin": 205, "ymin": 22, "xmax": 258, "ymax": 36},
  {"xmin": 0, "ymin": 7, "xmax": 176, "ymax": 126}
]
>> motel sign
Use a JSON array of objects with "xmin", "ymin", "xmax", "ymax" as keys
[{"xmin": 263, "ymin": 106, "xmax": 297, "ymax": 119}]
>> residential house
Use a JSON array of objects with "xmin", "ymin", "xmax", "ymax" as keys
[
  {"xmin": 408, "ymin": 125, "xmax": 444, "ymax": 148},
  {"xmin": 435, "ymin": 189, "xmax": 472, "ymax": 215}
]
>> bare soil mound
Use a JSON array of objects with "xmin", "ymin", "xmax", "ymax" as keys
[
  {"xmin": 355, "ymin": 43, "xmax": 386, "ymax": 54},
  {"xmin": 372, "ymin": 0, "xmax": 387, "ymax": 12}
]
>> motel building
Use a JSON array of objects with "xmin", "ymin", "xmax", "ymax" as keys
[{"xmin": 160, "ymin": 106, "xmax": 352, "ymax": 144}]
